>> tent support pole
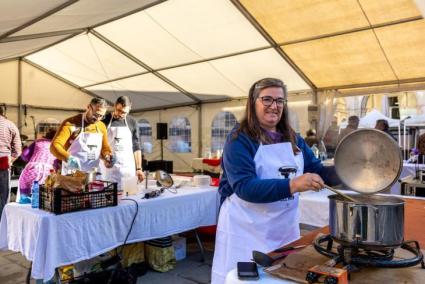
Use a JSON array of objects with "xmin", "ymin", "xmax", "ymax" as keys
[
  {"xmin": 198, "ymin": 104, "xmax": 203, "ymax": 158},
  {"xmin": 17, "ymin": 58, "xmax": 23, "ymax": 130}
]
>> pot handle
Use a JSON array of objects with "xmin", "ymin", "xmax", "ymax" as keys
[{"xmin": 349, "ymin": 204, "xmax": 379, "ymax": 215}]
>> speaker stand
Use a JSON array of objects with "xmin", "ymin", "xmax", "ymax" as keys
[{"xmin": 160, "ymin": 139, "xmax": 164, "ymax": 160}]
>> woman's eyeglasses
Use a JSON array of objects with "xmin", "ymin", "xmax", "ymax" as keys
[{"xmin": 258, "ymin": 96, "xmax": 287, "ymax": 107}]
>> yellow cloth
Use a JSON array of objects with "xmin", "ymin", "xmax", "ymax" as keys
[
  {"xmin": 145, "ymin": 244, "xmax": 176, "ymax": 272},
  {"xmin": 50, "ymin": 114, "xmax": 111, "ymax": 161},
  {"xmin": 108, "ymin": 243, "xmax": 145, "ymax": 268}
]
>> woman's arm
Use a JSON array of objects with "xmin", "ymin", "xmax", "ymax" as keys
[
  {"xmin": 20, "ymin": 142, "xmax": 35, "ymax": 162},
  {"xmin": 298, "ymin": 136, "xmax": 341, "ymax": 186}
]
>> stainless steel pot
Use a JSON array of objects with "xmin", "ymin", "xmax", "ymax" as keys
[{"xmin": 329, "ymin": 194, "xmax": 405, "ymax": 248}]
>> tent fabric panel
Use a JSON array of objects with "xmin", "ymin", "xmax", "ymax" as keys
[
  {"xmin": 94, "ymin": 10, "xmax": 201, "ymax": 69},
  {"xmin": 26, "ymin": 33, "xmax": 146, "ymax": 86},
  {"xmin": 13, "ymin": 0, "xmax": 158, "ymax": 36},
  {"xmin": 207, "ymin": 48, "xmax": 310, "ymax": 92},
  {"xmin": 86, "ymin": 73, "xmax": 194, "ymax": 109},
  {"xmin": 282, "ymin": 30, "xmax": 397, "ymax": 88},
  {"xmin": 0, "ymin": 61, "xmax": 18, "ymax": 104},
  {"xmin": 375, "ymin": 20, "xmax": 425, "ymax": 80},
  {"xmin": 239, "ymin": 0, "xmax": 368, "ymax": 43},
  {"xmin": 0, "ymin": 35, "xmax": 68, "ymax": 61},
  {"xmin": 358, "ymin": 0, "xmax": 421, "ymax": 25},
  {"xmin": 21, "ymin": 61, "xmax": 92, "ymax": 108},
  {"xmin": 0, "ymin": 0, "xmax": 66, "ymax": 36},
  {"xmin": 96, "ymin": 0, "xmax": 268, "ymax": 69},
  {"xmin": 159, "ymin": 62, "xmax": 246, "ymax": 98}
]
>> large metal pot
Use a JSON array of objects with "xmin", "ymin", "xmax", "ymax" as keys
[
  {"xmin": 330, "ymin": 128, "xmax": 404, "ymax": 248},
  {"xmin": 329, "ymin": 194, "xmax": 404, "ymax": 248}
]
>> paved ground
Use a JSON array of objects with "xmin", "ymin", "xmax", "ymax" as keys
[{"xmin": 0, "ymin": 227, "xmax": 314, "ymax": 284}]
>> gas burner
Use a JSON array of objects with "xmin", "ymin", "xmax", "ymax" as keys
[{"xmin": 314, "ymin": 234, "xmax": 425, "ymax": 270}]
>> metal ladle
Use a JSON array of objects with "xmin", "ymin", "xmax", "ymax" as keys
[
  {"xmin": 324, "ymin": 184, "xmax": 357, "ymax": 203},
  {"xmin": 252, "ymin": 245, "xmax": 307, "ymax": 267}
]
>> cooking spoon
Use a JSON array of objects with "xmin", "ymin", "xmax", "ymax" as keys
[
  {"xmin": 324, "ymin": 184, "xmax": 357, "ymax": 203},
  {"xmin": 252, "ymin": 245, "xmax": 307, "ymax": 267}
]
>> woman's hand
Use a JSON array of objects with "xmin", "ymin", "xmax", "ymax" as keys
[{"xmin": 289, "ymin": 173, "xmax": 324, "ymax": 194}]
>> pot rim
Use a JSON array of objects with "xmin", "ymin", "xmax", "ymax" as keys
[{"xmin": 328, "ymin": 193, "xmax": 405, "ymax": 205}]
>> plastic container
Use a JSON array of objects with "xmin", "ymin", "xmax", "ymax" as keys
[
  {"xmin": 192, "ymin": 175, "xmax": 211, "ymax": 187},
  {"xmin": 121, "ymin": 176, "xmax": 138, "ymax": 196},
  {"xmin": 172, "ymin": 236, "xmax": 186, "ymax": 261},
  {"xmin": 31, "ymin": 181, "xmax": 39, "ymax": 208}
]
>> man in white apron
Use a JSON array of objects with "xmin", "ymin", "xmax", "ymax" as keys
[
  {"xmin": 211, "ymin": 78, "xmax": 331, "ymax": 284},
  {"xmin": 50, "ymin": 98, "xmax": 113, "ymax": 175},
  {"xmin": 100, "ymin": 96, "xmax": 144, "ymax": 189}
]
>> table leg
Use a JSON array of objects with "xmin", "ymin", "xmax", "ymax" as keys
[
  {"xmin": 194, "ymin": 230, "xmax": 205, "ymax": 262},
  {"xmin": 26, "ymin": 262, "xmax": 31, "ymax": 284}
]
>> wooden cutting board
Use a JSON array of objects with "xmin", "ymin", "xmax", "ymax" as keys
[{"xmin": 265, "ymin": 243, "xmax": 425, "ymax": 284}]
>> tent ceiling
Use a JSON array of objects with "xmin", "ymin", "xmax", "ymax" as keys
[
  {"xmin": 0, "ymin": 0, "xmax": 424, "ymax": 110},
  {"xmin": 240, "ymin": 0, "xmax": 424, "ymax": 90},
  {"xmin": 95, "ymin": 0, "xmax": 269, "ymax": 69},
  {"xmin": 0, "ymin": 35, "xmax": 69, "ymax": 61},
  {"xmin": 86, "ymin": 73, "xmax": 193, "ymax": 110},
  {"xmin": 12, "ymin": 0, "xmax": 159, "ymax": 36},
  {"xmin": 27, "ymin": 33, "xmax": 147, "ymax": 86},
  {"xmin": 0, "ymin": 0, "xmax": 68, "ymax": 36}
]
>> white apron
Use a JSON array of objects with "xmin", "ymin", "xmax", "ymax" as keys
[
  {"xmin": 99, "ymin": 116, "xmax": 135, "ymax": 189},
  {"xmin": 211, "ymin": 142, "xmax": 304, "ymax": 284},
  {"xmin": 62, "ymin": 114, "xmax": 103, "ymax": 175}
]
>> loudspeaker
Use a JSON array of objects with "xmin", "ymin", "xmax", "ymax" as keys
[
  {"xmin": 156, "ymin": 123, "xmax": 168, "ymax": 140},
  {"xmin": 147, "ymin": 160, "xmax": 173, "ymax": 174}
]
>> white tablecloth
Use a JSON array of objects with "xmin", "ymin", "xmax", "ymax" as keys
[
  {"xmin": 0, "ymin": 186, "xmax": 219, "ymax": 281},
  {"xmin": 390, "ymin": 162, "xmax": 425, "ymax": 195},
  {"xmin": 299, "ymin": 189, "xmax": 334, "ymax": 227},
  {"xmin": 192, "ymin": 158, "xmax": 204, "ymax": 171}
]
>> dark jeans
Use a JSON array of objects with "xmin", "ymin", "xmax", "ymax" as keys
[{"xmin": 0, "ymin": 169, "xmax": 9, "ymax": 218}]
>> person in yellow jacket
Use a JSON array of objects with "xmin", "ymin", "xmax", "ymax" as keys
[{"xmin": 50, "ymin": 98, "xmax": 113, "ymax": 174}]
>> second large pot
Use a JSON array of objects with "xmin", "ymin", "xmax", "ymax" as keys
[{"xmin": 329, "ymin": 194, "xmax": 404, "ymax": 248}]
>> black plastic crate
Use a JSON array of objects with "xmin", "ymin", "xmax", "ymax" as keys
[{"xmin": 39, "ymin": 181, "xmax": 118, "ymax": 214}]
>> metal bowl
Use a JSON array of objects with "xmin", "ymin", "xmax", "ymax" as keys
[
  {"xmin": 334, "ymin": 128, "xmax": 402, "ymax": 194},
  {"xmin": 155, "ymin": 170, "xmax": 174, "ymax": 188}
]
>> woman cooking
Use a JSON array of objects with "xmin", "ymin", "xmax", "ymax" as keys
[{"xmin": 211, "ymin": 78, "xmax": 340, "ymax": 284}]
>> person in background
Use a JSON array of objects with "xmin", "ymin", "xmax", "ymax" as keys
[
  {"xmin": 304, "ymin": 129, "xmax": 318, "ymax": 147},
  {"xmin": 375, "ymin": 119, "xmax": 396, "ymax": 140},
  {"xmin": 337, "ymin": 115, "xmax": 359, "ymax": 143},
  {"xmin": 211, "ymin": 78, "xmax": 340, "ymax": 284},
  {"xmin": 323, "ymin": 117, "xmax": 339, "ymax": 157},
  {"xmin": 100, "ymin": 96, "xmax": 144, "ymax": 189},
  {"xmin": 50, "ymin": 98, "xmax": 113, "ymax": 174},
  {"xmin": 0, "ymin": 105, "xmax": 22, "ymax": 217},
  {"xmin": 19, "ymin": 128, "xmax": 58, "ymax": 196}
]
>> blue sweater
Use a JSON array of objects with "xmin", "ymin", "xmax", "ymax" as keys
[{"xmin": 218, "ymin": 131, "xmax": 340, "ymax": 204}]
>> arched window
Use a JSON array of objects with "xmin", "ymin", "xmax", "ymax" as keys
[
  {"xmin": 169, "ymin": 117, "xmax": 191, "ymax": 153},
  {"xmin": 138, "ymin": 119, "xmax": 153, "ymax": 154},
  {"xmin": 36, "ymin": 118, "xmax": 60, "ymax": 138},
  {"xmin": 211, "ymin": 111, "xmax": 237, "ymax": 152}
]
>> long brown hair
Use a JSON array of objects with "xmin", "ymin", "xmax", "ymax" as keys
[{"xmin": 235, "ymin": 78, "xmax": 299, "ymax": 153}]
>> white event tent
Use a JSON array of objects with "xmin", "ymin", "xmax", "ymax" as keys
[
  {"xmin": 1, "ymin": 0, "xmax": 425, "ymax": 171},
  {"xmin": 340, "ymin": 109, "xmax": 400, "ymax": 129}
]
